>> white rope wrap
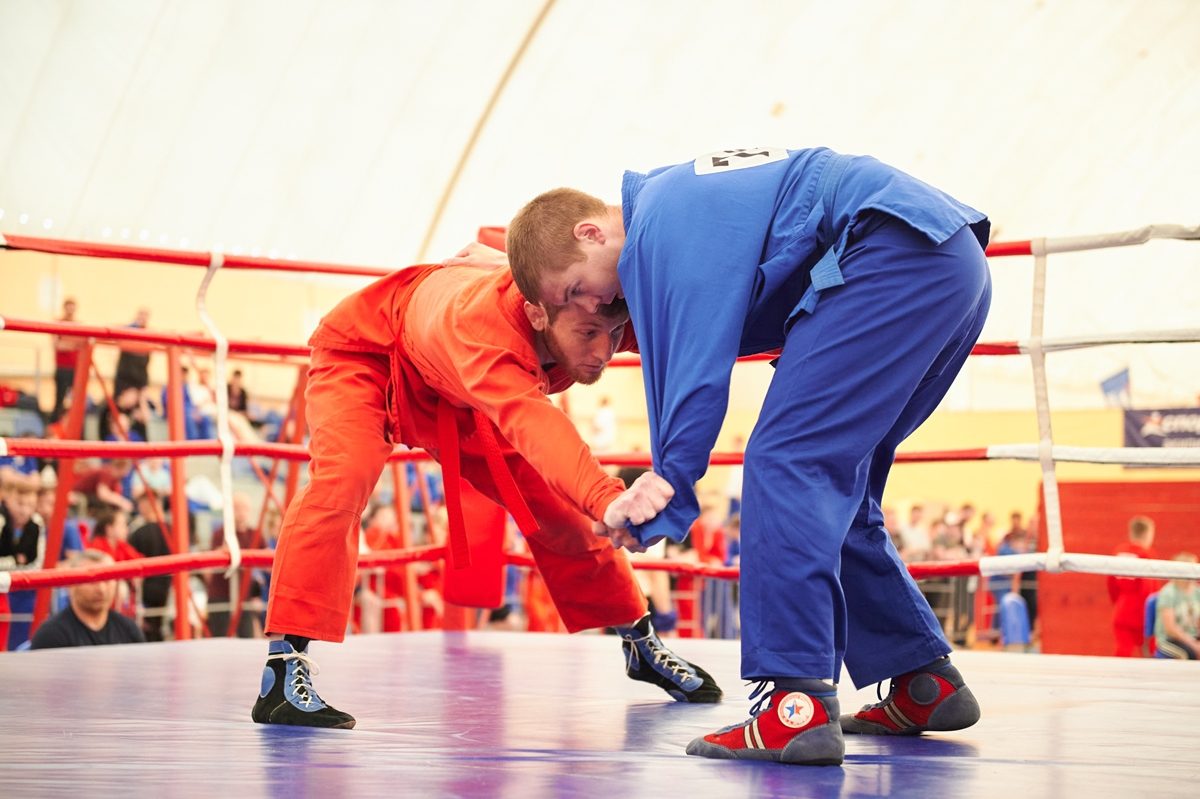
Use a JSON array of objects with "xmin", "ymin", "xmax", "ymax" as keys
[
  {"xmin": 0, "ymin": 572, "xmax": 10, "ymax": 593},
  {"xmin": 0, "ymin": 232, "xmax": 7, "ymax": 247},
  {"xmin": 979, "ymin": 552, "xmax": 1200, "ymax": 580},
  {"xmin": 1042, "ymin": 223, "xmax": 1200, "ymax": 254},
  {"xmin": 1027, "ymin": 238, "xmax": 1065, "ymax": 571},
  {"xmin": 0, "ymin": 315, "xmax": 6, "ymax": 330},
  {"xmin": 986, "ymin": 444, "xmax": 1200, "ymax": 466},
  {"xmin": 0, "ymin": 437, "xmax": 7, "ymax": 457},
  {"xmin": 195, "ymin": 249, "xmax": 240, "ymax": 574}
]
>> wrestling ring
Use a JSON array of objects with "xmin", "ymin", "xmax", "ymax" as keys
[{"xmin": 1, "ymin": 225, "xmax": 1199, "ymax": 797}]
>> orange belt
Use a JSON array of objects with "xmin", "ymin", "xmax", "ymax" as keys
[{"xmin": 436, "ymin": 398, "xmax": 539, "ymax": 569}]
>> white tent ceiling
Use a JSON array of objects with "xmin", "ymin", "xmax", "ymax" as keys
[{"xmin": 2, "ymin": 0, "xmax": 1198, "ymax": 409}]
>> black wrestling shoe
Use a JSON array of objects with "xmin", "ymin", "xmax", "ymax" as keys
[
  {"xmin": 617, "ymin": 615, "xmax": 723, "ymax": 703},
  {"xmin": 251, "ymin": 640, "xmax": 356, "ymax": 729}
]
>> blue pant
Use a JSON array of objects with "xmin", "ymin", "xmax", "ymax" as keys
[{"xmin": 740, "ymin": 214, "xmax": 991, "ymax": 688}]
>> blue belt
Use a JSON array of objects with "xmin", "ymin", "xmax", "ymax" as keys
[{"xmin": 793, "ymin": 153, "xmax": 853, "ymax": 317}]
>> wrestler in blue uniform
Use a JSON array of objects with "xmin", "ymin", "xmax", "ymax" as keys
[{"xmin": 618, "ymin": 147, "xmax": 991, "ymax": 695}]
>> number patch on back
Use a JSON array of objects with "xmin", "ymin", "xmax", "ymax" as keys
[{"xmin": 694, "ymin": 147, "xmax": 788, "ymax": 175}]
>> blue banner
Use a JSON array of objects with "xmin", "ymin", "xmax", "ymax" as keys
[{"xmin": 1124, "ymin": 407, "xmax": 1200, "ymax": 449}]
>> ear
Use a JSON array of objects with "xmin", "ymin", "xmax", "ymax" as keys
[
  {"xmin": 573, "ymin": 220, "xmax": 604, "ymax": 245},
  {"xmin": 523, "ymin": 301, "xmax": 550, "ymax": 332}
]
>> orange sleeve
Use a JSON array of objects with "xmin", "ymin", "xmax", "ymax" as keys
[{"xmin": 410, "ymin": 307, "xmax": 623, "ymax": 521}]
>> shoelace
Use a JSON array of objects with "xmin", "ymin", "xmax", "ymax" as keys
[
  {"xmin": 862, "ymin": 674, "xmax": 908, "ymax": 712},
  {"xmin": 621, "ymin": 630, "xmax": 693, "ymax": 681},
  {"xmin": 268, "ymin": 649, "xmax": 321, "ymax": 708},
  {"xmin": 747, "ymin": 680, "xmax": 774, "ymax": 716}
]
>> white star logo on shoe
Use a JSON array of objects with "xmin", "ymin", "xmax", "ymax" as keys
[{"xmin": 777, "ymin": 692, "xmax": 815, "ymax": 729}]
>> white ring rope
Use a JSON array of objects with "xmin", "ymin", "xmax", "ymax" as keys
[
  {"xmin": 979, "ymin": 552, "xmax": 1200, "ymax": 580},
  {"xmin": 1025, "ymin": 328, "xmax": 1200, "ymax": 353},
  {"xmin": 1042, "ymin": 223, "xmax": 1200, "ymax": 254},
  {"xmin": 985, "ymin": 444, "xmax": 1200, "ymax": 466},
  {"xmin": 195, "ymin": 250, "xmax": 240, "ymax": 575}
]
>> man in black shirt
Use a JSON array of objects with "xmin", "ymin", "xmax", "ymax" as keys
[
  {"xmin": 29, "ymin": 550, "xmax": 145, "ymax": 649},
  {"xmin": 128, "ymin": 493, "xmax": 172, "ymax": 641}
]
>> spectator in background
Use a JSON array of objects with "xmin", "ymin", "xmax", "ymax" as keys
[
  {"xmin": 85, "ymin": 508, "xmax": 140, "ymax": 620},
  {"xmin": 34, "ymin": 486, "xmax": 83, "ymax": 557},
  {"xmin": 29, "ymin": 550, "xmax": 145, "ymax": 649},
  {"xmin": 589, "ymin": 395, "xmax": 617, "ymax": 453},
  {"xmin": 2, "ymin": 476, "xmax": 44, "ymax": 649},
  {"xmin": 86, "ymin": 509, "xmax": 139, "ymax": 563},
  {"xmin": 191, "ymin": 367, "xmax": 218, "ymax": 439},
  {"xmin": 51, "ymin": 297, "xmax": 85, "ymax": 421},
  {"xmin": 73, "ymin": 459, "xmax": 134, "ymax": 513},
  {"xmin": 113, "ymin": 307, "xmax": 153, "ymax": 399},
  {"xmin": 723, "ymin": 435, "xmax": 745, "ymax": 519},
  {"xmin": 131, "ymin": 457, "xmax": 171, "ymax": 499},
  {"xmin": 1108, "ymin": 515, "xmax": 1159, "ymax": 657},
  {"xmin": 207, "ymin": 493, "xmax": 261, "ymax": 638},
  {"xmin": 227, "ymin": 369, "xmax": 249, "ymax": 415},
  {"xmin": 900, "ymin": 503, "xmax": 931, "ymax": 562},
  {"xmin": 1153, "ymin": 552, "xmax": 1199, "ymax": 660},
  {"xmin": 1, "ymin": 475, "xmax": 41, "ymax": 570},
  {"xmin": 97, "ymin": 385, "xmax": 150, "ymax": 443},
  {"xmin": 127, "ymin": 492, "xmax": 172, "ymax": 642}
]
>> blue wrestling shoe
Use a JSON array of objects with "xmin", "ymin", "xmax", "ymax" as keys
[
  {"xmin": 251, "ymin": 640, "xmax": 356, "ymax": 729},
  {"xmin": 617, "ymin": 615, "xmax": 723, "ymax": 703}
]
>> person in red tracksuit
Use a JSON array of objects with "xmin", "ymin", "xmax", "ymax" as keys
[{"xmin": 1108, "ymin": 515, "xmax": 1161, "ymax": 657}]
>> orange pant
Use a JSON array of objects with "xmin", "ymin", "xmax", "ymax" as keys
[{"xmin": 266, "ymin": 348, "xmax": 646, "ymax": 642}]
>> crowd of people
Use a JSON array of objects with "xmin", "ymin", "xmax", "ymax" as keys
[{"xmin": 2, "ymin": 298, "xmax": 1196, "ymax": 666}]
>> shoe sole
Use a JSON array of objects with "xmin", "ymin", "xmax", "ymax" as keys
[
  {"xmin": 841, "ymin": 686, "xmax": 981, "ymax": 735},
  {"xmin": 686, "ymin": 723, "xmax": 845, "ymax": 766},
  {"xmin": 252, "ymin": 699, "xmax": 357, "ymax": 729}
]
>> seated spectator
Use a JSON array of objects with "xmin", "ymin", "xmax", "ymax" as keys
[
  {"xmin": 127, "ymin": 493, "xmax": 172, "ymax": 641},
  {"xmin": 73, "ymin": 459, "xmax": 134, "ymax": 513},
  {"xmin": 228, "ymin": 369, "xmax": 250, "ymax": 415},
  {"xmin": 900, "ymin": 503, "xmax": 931, "ymax": 563},
  {"xmin": 29, "ymin": 550, "xmax": 145, "ymax": 649},
  {"xmin": 1, "ymin": 474, "xmax": 41, "ymax": 570},
  {"xmin": 97, "ymin": 385, "xmax": 150, "ymax": 443},
  {"xmin": 34, "ymin": 486, "xmax": 84, "ymax": 557},
  {"xmin": 86, "ymin": 508, "xmax": 141, "ymax": 617},
  {"xmin": 2, "ymin": 475, "xmax": 45, "ymax": 649},
  {"xmin": 1154, "ymin": 552, "xmax": 1200, "ymax": 660},
  {"xmin": 131, "ymin": 458, "xmax": 171, "ymax": 499}
]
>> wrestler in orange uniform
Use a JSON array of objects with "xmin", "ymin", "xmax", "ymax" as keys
[{"xmin": 252, "ymin": 248, "xmax": 722, "ymax": 729}]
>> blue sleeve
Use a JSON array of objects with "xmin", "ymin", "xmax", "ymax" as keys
[{"xmin": 620, "ymin": 166, "xmax": 778, "ymax": 544}]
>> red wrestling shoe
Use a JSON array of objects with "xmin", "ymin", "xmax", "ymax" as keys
[
  {"xmin": 686, "ymin": 682, "xmax": 844, "ymax": 766},
  {"xmin": 841, "ymin": 657, "xmax": 980, "ymax": 735}
]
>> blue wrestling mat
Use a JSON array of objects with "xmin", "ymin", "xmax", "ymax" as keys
[{"xmin": 1, "ymin": 632, "xmax": 1196, "ymax": 797}]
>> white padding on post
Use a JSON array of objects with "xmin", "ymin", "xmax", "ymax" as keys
[
  {"xmin": 0, "ymin": 437, "xmax": 7, "ymax": 457},
  {"xmin": 0, "ymin": 572, "xmax": 10, "ymax": 593}
]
